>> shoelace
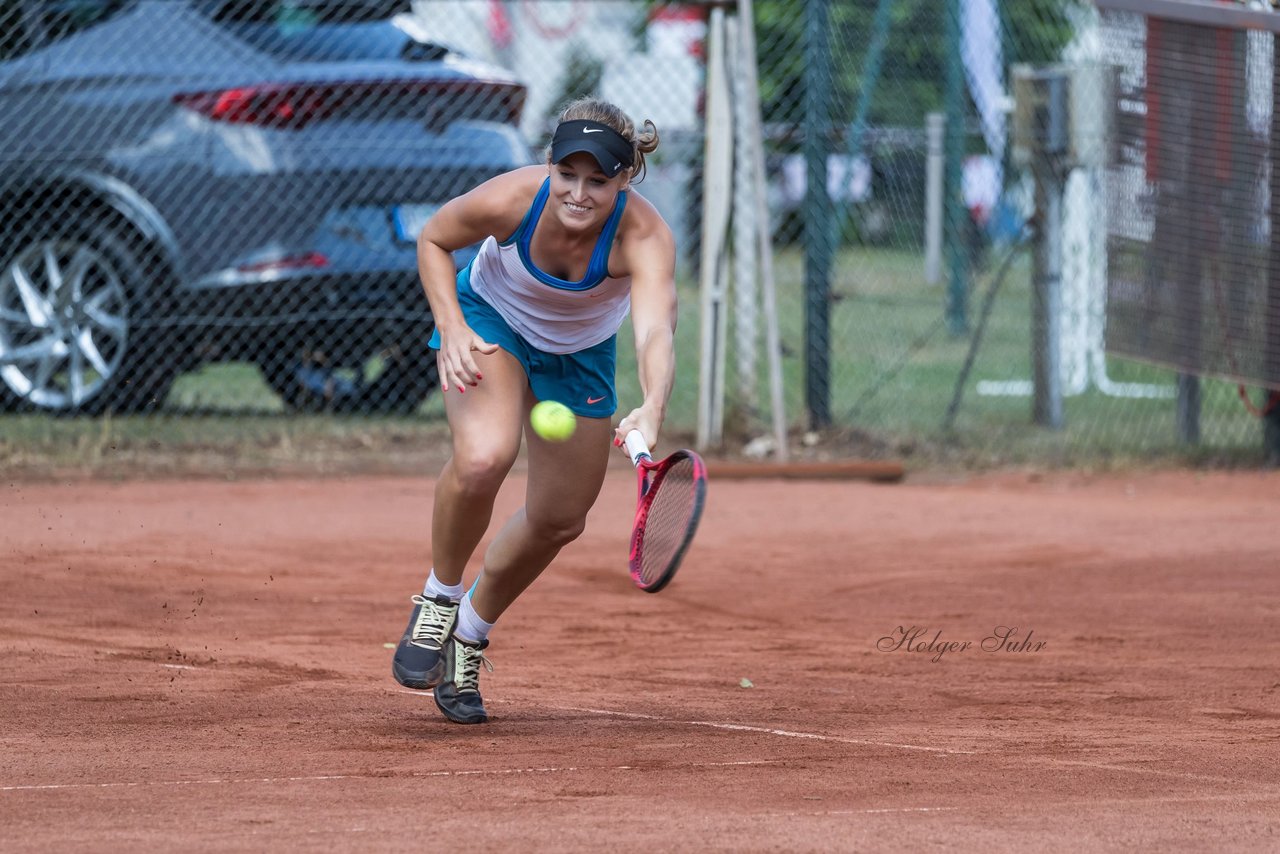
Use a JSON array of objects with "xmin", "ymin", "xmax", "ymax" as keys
[
  {"xmin": 454, "ymin": 641, "xmax": 493, "ymax": 695},
  {"xmin": 408, "ymin": 594, "xmax": 457, "ymax": 649}
]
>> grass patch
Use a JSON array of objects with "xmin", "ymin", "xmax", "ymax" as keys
[{"xmin": 654, "ymin": 244, "xmax": 1268, "ymax": 467}]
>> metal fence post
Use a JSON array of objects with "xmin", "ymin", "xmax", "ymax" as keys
[
  {"xmin": 803, "ymin": 0, "xmax": 832, "ymax": 429},
  {"xmin": 944, "ymin": 0, "xmax": 968, "ymax": 335},
  {"xmin": 1014, "ymin": 65, "xmax": 1068, "ymax": 430},
  {"xmin": 1031, "ymin": 142, "xmax": 1065, "ymax": 430},
  {"xmin": 1267, "ymin": 29, "xmax": 1280, "ymax": 461},
  {"xmin": 1176, "ymin": 374, "xmax": 1201, "ymax": 445}
]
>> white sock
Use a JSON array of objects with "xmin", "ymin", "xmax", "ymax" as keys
[
  {"xmin": 454, "ymin": 593, "xmax": 495, "ymax": 645},
  {"xmin": 423, "ymin": 569, "xmax": 465, "ymax": 602}
]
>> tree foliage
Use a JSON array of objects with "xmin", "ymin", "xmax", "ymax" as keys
[{"xmin": 748, "ymin": 0, "xmax": 1079, "ymax": 130}]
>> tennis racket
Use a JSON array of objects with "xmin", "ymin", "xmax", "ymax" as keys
[{"xmin": 623, "ymin": 429, "xmax": 707, "ymax": 593}]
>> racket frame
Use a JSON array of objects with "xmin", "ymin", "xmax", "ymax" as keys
[{"xmin": 624, "ymin": 430, "xmax": 707, "ymax": 593}]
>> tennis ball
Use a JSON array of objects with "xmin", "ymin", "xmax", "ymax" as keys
[{"xmin": 530, "ymin": 400, "xmax": 576, "ymax": 442}]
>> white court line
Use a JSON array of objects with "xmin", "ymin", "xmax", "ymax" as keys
[
  {"xmin": 402, "ymin": 692, "xmax": 1263, "ymax": 786},
  {"xmin": 764, "ymin": 791, "xmax": 1280, "ymax": 819},
  {"xmin": 406, "ymin": 694, "xmax": 970, "ymax": 755},
  {"xmin": 0, "ymin": 759, "xmax": 780, "ymax": 794},
  {"xmin": 397, "ymin": 689, "xmax": 960, "ymax": 754},
  {"xmin": 798, "ymin": 807, "xmax": 959, "ymax": 816},
  {"xmin": 160, "ymin": 664, "xmax": 196, "ymax": 670},
  {"xmin": 1021, "ymin": 757, "xmax": 1265, "ymax": 786},
  {"xmin": 550, "ymin": 704, "xmax": 1272, "ymax": 787},
  {"xmin": 552, "ymin": 705, "xmax": 975, "ymax": 755}
]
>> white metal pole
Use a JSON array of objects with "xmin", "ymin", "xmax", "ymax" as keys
[
  {"xmin": 696, "ymin": 6, "xmax": 735, "ymax": 450},
  {"xmin": 738, "ymin": 0, "xmax": 789, "ymax": 460},
  {"xmin": 925, "ymin": 111, "xmax": 946, "ymax": 286}
]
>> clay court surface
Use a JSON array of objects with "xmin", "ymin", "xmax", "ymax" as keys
[{"xmin": 2, "ymin": 464, "xmax": 1278, "ymax": 851}]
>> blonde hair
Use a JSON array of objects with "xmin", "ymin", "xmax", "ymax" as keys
[{"xmin": 551, "ymin": 97, "xmax": 660, "ymax": 183}]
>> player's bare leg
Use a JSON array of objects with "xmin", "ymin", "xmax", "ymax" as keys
[
  {"xmin": 469, "ymin": 412, "xmax": 613, "ymax": 622},
  {"xmin": 434, "ymin": 410, "xmax": 610, "ymax": 723},
  {"xmin": 430, "ymin": 347, "xmax": 529, "ymax": 587},
  {"xmin": 391, "ymin": 346, "xmax": 525, "ymax": 693}
]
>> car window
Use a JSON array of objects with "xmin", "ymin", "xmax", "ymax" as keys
[
  {"xmin": 209, "ymin": 0, "xmax": 409, "ymax": 25},
  {"xmin": 0, "ymin": 1, "xmax": 35, "ymax": 60},
  {"xmin": 0, "ymin": 0, "xmax": 134, "ymax": 60},
  {"xmin": 204, "ymin": 0, "xmax": 418, "ymax": 62}
]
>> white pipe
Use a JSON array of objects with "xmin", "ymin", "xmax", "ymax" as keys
[{"xmin": 925, "ymin": 112, "xmax": 945, "ymax": 285}]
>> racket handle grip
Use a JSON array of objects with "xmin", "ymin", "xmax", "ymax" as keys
[{"xmin": 624, "ymin": 429, "xmax": 651, "ymax": 466}]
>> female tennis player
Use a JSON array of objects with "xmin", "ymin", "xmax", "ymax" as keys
[{"xmin": 390, "ymin": 98, "xmax": 678, "ymax": 724}]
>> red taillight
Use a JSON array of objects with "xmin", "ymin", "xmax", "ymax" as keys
[
  {"xmin": 174, "ymin": 85, "xmax": 334, "ymax": 129},
  {"xmin": 173, "ymin": 81, "xmax": 525, "ymax": 130},
  {"xmin": 236, "ymin": 252, "xmax": 329, "ymax": 275}
]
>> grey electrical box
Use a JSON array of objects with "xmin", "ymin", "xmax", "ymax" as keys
[
  {"xmin": 1012, "ymin": 63, "xmax": 1116, "ymax": 169},
  {"xmin": 1012, "ymin": 64, "xmax": 1070, "ymax": 165}
]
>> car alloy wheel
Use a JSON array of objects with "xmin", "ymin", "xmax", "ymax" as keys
[{"xmin": 0, "ymin": 237, "xmax": 131, "ymax": 411}]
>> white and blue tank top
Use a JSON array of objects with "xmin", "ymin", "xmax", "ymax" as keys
[{"xmin": 468, "ymin": 178, "xmax": 632, "ymax": 355}]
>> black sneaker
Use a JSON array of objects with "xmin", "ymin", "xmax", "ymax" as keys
[
  {"xmin": 433, "ymin": 636, "xmax": 492, "ymax": 724},
  {"xmin": 391, "ymin": 594, "xmax": 459, "ymax": 690}
]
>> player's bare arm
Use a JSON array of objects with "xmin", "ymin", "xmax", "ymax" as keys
[
  {"xmin": 417, "ymin": 167, "xmax": 544, "ymax": 391},
  {"xmin": 614, "ymin": 196, "xmax": 678, "ymax": 450}
]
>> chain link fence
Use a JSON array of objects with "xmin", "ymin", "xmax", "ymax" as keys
[
  {"xmin": 733, "ymin": 0, "xmax": 1273, "ymax": 464},
  {"xmin": 0, "ymin": 0, "xmax": 1274, "ymax": 466}
]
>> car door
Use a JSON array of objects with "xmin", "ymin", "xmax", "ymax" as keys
[{"xmin": 0, "ymin": 0, "xmax": 51, "ymax": 165}]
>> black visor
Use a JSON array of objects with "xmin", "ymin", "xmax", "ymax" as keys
[{"xmin": 550, "ymin": 120, "xmax": 633, "ymax": 178}]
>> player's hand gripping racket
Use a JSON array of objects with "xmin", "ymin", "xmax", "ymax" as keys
[{"xmin": 623, "ymin": 430, "xmax": 707, "ymax": 593}]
